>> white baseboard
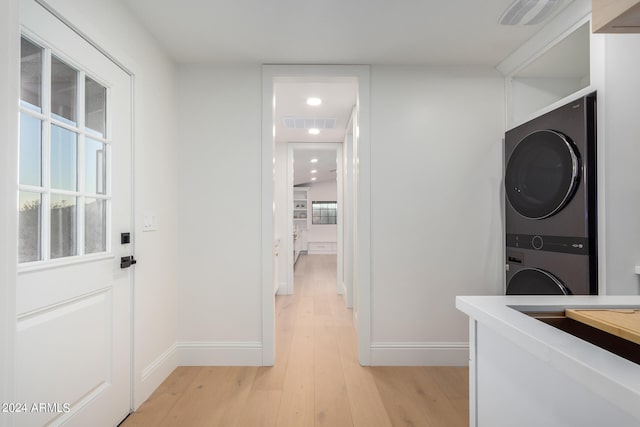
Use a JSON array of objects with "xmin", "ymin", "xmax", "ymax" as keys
[
  {"xmin": 135, "ymin": 343, "xmax": 178, "ymax": 409},
  {"xmin": 337, "ymin": 282, "xmax": 344, "ymax": 295},
  {"xmin": 371, "ymin": 341, "xmax": 469, "ymax": 366},
  {"xmin": 277, "ymin": 281, "xmax": 289, "ymax": 295},
  {"xmin": 177, "ymin": 341, "xmax": 262, "ymax": 366}
]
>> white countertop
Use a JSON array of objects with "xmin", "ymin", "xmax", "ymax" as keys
[{"xmin": 456, "ymin": 295, "xmax": 640, "ymax": 420}]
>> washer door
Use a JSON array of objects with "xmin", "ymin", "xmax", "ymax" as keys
[
  {"xmin": 506, "ymin": 268, "xmax": 571, "ymax": 295},
  {"xmin": 505, "ymin": 130, "xmax": 580, "ymax": 219}
]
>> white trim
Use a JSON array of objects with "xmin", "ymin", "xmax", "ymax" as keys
[
  {"xmin": 141, "ymin": 343, "xmax": 177, "ymax": 382},
  {"xmin": 177, "ymin": 341, "xmax": 263, "ymax": 366},
  {"xmin": 262, "ymin": 65, "xmax": 372, "ymax": 366},
  {"xmin": 370, "ymin": 341, "xmax": 470, "ymax": 366},
  {"xmin": 135, "ymin": 343, "xmax": 178, "ymax": 409},
  {"xmin": 33, "ymin": 0, "xmax": 133, "ymax": 76},
  {"xmin": 1, "ymin": 0, "xmax": 19, "ymax": 420},
  {"xmin": 591, "ymin": 26, "xmax": 606, "ymax": 295},
  {"xmin": 17, "ymin": 253, "xmax": 115, "ymax": 273},
  {"xmin": 261, "ymin": 68, "xmax": 276, "ymax": 365}
]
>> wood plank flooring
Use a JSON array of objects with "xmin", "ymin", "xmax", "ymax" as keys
[{"xmin": 122, "ymin": 254, "xmax": 469, "ymax": 427}]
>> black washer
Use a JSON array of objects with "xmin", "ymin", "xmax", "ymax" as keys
[
  {"xmin": 505, "ymin": 130, "xmax": 581, "ymax": 220},
  {"xmin": 506, "ymin": 268, "xmax": 571, "ymax": 295}
]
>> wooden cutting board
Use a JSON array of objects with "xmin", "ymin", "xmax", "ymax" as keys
[{"xmin": 566, "ymin": 309, "xmax": 640, "ymax": 345}]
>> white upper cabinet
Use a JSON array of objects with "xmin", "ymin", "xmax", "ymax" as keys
[{"xmin": 593, "ymin": 0, "xmax": 640, "ymax": 33}]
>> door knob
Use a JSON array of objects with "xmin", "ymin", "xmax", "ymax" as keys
[{"xmin": 120, "ymin": 256, "xmax": 137, "ymax": 269}]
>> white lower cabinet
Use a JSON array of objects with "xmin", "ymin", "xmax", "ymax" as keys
[{"xmin": 457, "ymin": 296, "xmax": 640, "ymax": 427}]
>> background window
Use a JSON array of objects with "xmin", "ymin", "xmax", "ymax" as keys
[{"xmin": 312, "ymin": 201, "xmax": 337, "ymax": 225}]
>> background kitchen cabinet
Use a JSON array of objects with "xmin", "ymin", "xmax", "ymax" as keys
[{"xmin": 293, "ymin": 187, "xmax": 309, "ymax": 262}]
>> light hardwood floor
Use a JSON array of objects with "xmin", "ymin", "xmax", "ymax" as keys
[{"xmin": 122, "ymin": 254, "xmax": 469, "ymax": 427}]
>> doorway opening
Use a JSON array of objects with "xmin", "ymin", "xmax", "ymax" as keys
[
  {"xmin": 261, "ymin": 65, "xmax": 372, "ymax": 366},
  {"xmin": 286, "ymin": 142, "xmax": 343, "ymax": 298}
]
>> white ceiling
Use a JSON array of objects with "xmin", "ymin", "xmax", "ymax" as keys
[
  {"xmin": 119, "ymin": 0, "xmax": 574, "ymax": 67},
  {"xmin": 275, "ymin": 79, "xmax": 358, "ymax": 144},
  {"xmin": 293, "ymin": 147, "xmax": 339, "ymax": 187},
  {"xmin": 118, "ymin": 0, "xmax": 576, "ymax": 186},
  {"xmin": 275, "ymin": 79, "xmax": 357, "ymax": 186}
]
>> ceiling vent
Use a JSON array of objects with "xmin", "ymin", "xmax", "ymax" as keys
[
  {"xmin": 499, "ymin": 0, "xmax": 560, "ymax": 26},
  {"xmin": 283, "ymin": 117, "xmax": 336, "ymax": 130}
]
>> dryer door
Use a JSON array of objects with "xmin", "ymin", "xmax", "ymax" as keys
[
  {"xmin": 506, "ymin": 267, "xmax": 571, "ymax": 295},
  {"xmin": 505, "ymin": 130, "xmax": 580, "ymax": 219}
]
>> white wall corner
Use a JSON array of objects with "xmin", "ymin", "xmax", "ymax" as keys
[
  {"xmin": 370, "ymin": 342, "xmax": 470, "ymax": 366},
  {"xmin": 177, "ymin": 341, "xmax": 263, "ymax": 366},
  {"xmin": 134, "ymin": 343, "xmax": 178, "ymax": 409}
]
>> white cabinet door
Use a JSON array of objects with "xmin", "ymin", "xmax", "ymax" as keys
[{"xmin": 16, "ymin": 1, "xmax": 133, "ymax": 425}]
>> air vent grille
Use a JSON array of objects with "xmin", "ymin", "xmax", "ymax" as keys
[
  {"xmin": 283, "ymin": 117, "xmax": 336, "ymax": 129},
  {"xmin": 499, "ymin": 0, "xmax": 560, "ymax": 26}
]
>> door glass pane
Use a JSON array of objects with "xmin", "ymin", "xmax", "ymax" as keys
[
  {"xmin": 85, "ymin": 198, "xmax": 107, "ymax": 254},
  {"xmin": 20, "ymin": 38, "xmax": 42, "ymax": 112},
  {"xmin": 85, "ymin": 77, "xmax": 106, "ymax": 137},
  {"xmin": 50, "ymin": 194, "xmax": 77, "ymax": 259},
  {"xmin": 51, "ymin": 56, "xmax": 77, "ymax": 125},
  {"xmin": 18, "ymin": 191, "xmax": 41, "ymax": 263},
  {"xmin": 85, "ymin": 138, "xmax": 106, "ymax": 195},
  {"xmin": 51, "ymin": 125, "xmax": 77, "ymax": 191},
  {"xmin": 19, "ymin": 112, "xmax": 42, "ymax": 186}
]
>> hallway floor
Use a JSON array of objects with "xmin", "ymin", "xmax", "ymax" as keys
[{"xmin": 122, "ymin": 254, "xmax": 469, "ymax": 426}]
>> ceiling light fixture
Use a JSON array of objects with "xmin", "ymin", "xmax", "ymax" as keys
[
  {"xmin": 310, "ymin": 158, "xmax": 318, "ymax": 163},
  {"xmin": 306, "ymin": 97, "xmax": 322, "ymax": 106},
  {"xmin": 499, "ymin": 0, "xmax": 560, "ymax": 26},
  {"xmin": 311, "ymin": 177, "xmax": 317, "ymax": 181},
  {"xmin": 311, "ymin": 169, "xmax": 317, "ymax": 174},
  {"xmin": 308, "ymin": 128, "xmax": 320, "ymax": 135}
]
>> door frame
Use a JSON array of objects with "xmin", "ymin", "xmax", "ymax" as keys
[
  {"xmin": 261, "ymin": 65, "xmax": 372, "ymax": 365},
  {"xmin": 1, "ymin": 0, "xmax": 19, "ymax": 416},
  {"xmin": 286, "ymin": 142, "xmax": 344, "ymax": 296}
]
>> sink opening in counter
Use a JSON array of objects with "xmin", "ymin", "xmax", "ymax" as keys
[{"xmin": 518, "ymin": 309, "xmax": 640, "ymax": 366}]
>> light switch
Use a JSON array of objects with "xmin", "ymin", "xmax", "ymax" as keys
[{"xmin": 142, "ymin": 212, "xmax": 158, "ymax": 232}]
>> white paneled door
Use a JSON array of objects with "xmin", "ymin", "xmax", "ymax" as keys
[{"xmin": 15, "ymin": 1, "xmax": 133, "ymax": 426}]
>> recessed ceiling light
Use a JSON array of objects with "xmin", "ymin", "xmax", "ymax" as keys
[
  {"xmin": 310, "ymin": 158, "xmax": 318, "ymax": 163},
  {"xmin": 311, "ymin": 177, "xmax": 317, "ymax": 181},
  {"xmin": 308, "ymin": 128, "xmax": 320, "ymax": 135},
  {"xmin": 306, "ymin": 97, "xmax": 322, "ymax": 106},
  {"xmin": 311, "ymin": 169, "xmax": 317, "ymax": 174}
]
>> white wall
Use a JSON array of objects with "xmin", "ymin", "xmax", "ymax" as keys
[
  {"xmin": 176, "ymin": 65, "xmax": 264, "ymax": 365},
  {"xmin": 307, "ymin": 180, "xmax": 338, "ymax": 243},
  {"xmin": 175, "ymin": 64, "xmax": 504, "ymax": 366},
  {"xmin": 511, "ymin": 77, "xmax": 587, "ymax": 124},
  {"xmin": 0, "ymin": 1, "xmax": 19, "ymax": 422},
  {"xmin": 600, "ymin": 34, "xmax": 640, "ymax": 295},
  {"xmin": 370, "ymin": 66, "xmax": 505, "ymax": 365},
  {"xmin": 33, "ymin": 0, "xmax": 179, "ymax": 408}
]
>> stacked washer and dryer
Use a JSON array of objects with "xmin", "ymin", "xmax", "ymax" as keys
[{"xmin": 505, "ymin": 93, "xmax": 598, "ymax": 295}]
